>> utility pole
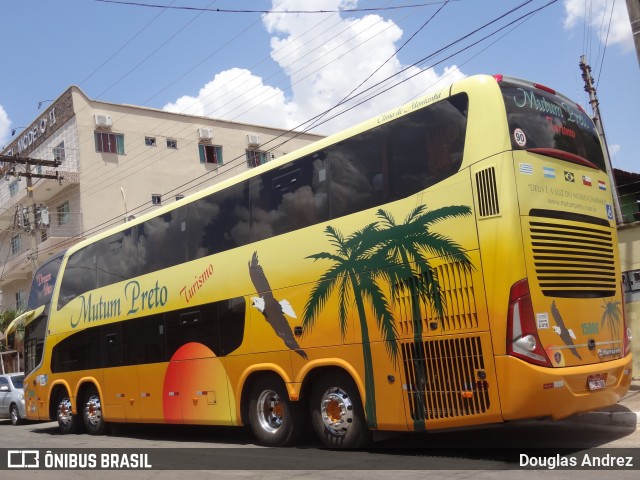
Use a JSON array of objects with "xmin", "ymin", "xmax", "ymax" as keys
[
  {"xmin": 1, "ymin": 154, "xmax": 61, "ymax": 270},
  {"xmin": 626, "ymin": 0, "xmax": 640, "ymax": 67},
  {"xmin": 579, "ymin": 55, "xmax": 624, "ymax": 225}
]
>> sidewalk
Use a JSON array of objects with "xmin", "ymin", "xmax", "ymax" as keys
[{"xmin": 569, "ymin": 378, "xmax": 640, "ymax": 426}]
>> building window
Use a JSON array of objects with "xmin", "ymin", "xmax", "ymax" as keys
[
  {"xmin": 16, "ymin": 291, "xmax": 26, "ymax": 310},
  {"xmin": 95, "ymin": 132, "xmax": 125, "ymax": 154},
  {"xmin": 53, "ymin": 141, "xmax": 66, "ymax": 162},
  {"xmin": 145, "ymin": 137, "xmax": 156, "ymax": 147},
  {"xmin": 10, "ymin": 234, "xmax": 21, "ymax": 255},
  {"xmin": 167, "ymin": 139, "xmax": 178, "ymax": 149},
  {"xmin": 246, "ymin": 150, "xmax": 270, "ymax": 168},
  {"xmin": 57, "ymin": 201, "xmax": 70, "ymax": 226},
  {"xmin": 199, "ymin": 144, "xmax": 223, "ymax": 165},
  {"xmin": 623, "ymin": 270, "xmax": 640, "ymax": 293},
  {"xmin": 9, "ymin": 181, "xmax": 19, "ymax": 197}
]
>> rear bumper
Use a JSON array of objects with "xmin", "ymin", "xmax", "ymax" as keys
[{"xmin": 495, "ymin": 354, "xmax": 632, "ymax": 420}]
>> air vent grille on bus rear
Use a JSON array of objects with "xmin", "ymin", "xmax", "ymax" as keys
[
  {"xmin": 528, "ymin": 211, "xmax": 616, "ymax": 298},
  {"xmin": 393, "ymin": 262, "xmax": 478, "ymax": 336},
  {"xmin": 475, "ymin": 167, "xmax": 500, "ymax": 217},
  {"xmin": 401, "ymin": 336, "xmax": 489, "ymax": 421}
]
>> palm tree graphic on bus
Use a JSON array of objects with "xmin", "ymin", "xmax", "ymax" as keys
[{"xmin": 302, "ymin": 205, "xmax": 473, "ymax": 429}]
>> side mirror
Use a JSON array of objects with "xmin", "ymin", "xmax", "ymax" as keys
[{"xmin": 0, "ymin": 385, "xmax": 9, "ymax": 392}]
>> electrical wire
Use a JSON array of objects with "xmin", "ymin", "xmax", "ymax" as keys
[{"xmin": 3, "ymin": 0, "xmax": 562, "ymax": 263}]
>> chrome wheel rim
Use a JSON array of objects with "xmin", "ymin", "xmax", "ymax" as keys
[
  {"xmin": 57, "ymin": 398, "xmax": 73, "ymax": 427},
  {"xmin": 320, "ymin": 387, "xmax": 354, "ymax": 436},
  {"xmin": 256, "ymin": 389, "xmax": 283, "ymax": 434},
  {"xmin": 10, "ymin": 405, "xmax": 19, "ymax": 424},
  {"xmin": 84, "ymin": 394, "xmax": 102, "ymax": 428}
]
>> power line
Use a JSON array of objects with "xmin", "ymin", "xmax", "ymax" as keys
[
  {"xmin": 95, "ymin": 0, "xmax": 459, "ymax": 14},
  {"xmin": 3, "ymin": 0, "xmax": 559, "ymax": 262}
]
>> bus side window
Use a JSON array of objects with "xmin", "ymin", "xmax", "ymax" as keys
[
  {"xmin": 217, "ymin": 297, "xmax": 246, "ymax": 356},
  {"xmin": 248, "ymin": 155, "xmax": 329, "ymax": 241},
  {"xmin": 327, "ymin": 131, "xmax": 383, "ymax": 219},
  {"xmin": 97, "ymin": 226, "xmax": 138, "ymax": 288},
  {"xmin": 165, "ymin": 304, "xmax": 220, "ymax": 358},
  {"xmin": 102, "ymin": 323, "xmax": 123, "ymax": 368},
  {"xmin": 57, "ymin": 244, "xmax": 97, "ymax": 310},
  {"xmin": 138, "ymin": 208, "xmax": 188, "ymax": 276},
  {"xmin": 187, "ymin": 180, "xmax": 250, "ymax": 260}
]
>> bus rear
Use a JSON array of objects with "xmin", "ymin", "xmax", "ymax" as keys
[{"xmin": 493, "ymin": 76, "xmax": 632, "ymax": 420}]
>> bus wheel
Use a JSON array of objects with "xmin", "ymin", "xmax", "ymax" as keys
[
  {"xmin": 57, "ymin": 394, "xmax": 81, "ymax": 434},
  {"xmin": 82, "ymin": 386, "xmax": 106, "ymax": 435},
  {"xmin": 248, "ymin": 376, "xmax": 304, "ymax": 447},
  {"xmin": 310, "ymin": 372, "xmax": 371, "ymax": 448}
]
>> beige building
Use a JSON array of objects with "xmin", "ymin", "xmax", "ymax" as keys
[
  {"xmin": 616, "ymin": 169, "xmax": 640, "ymax": 378},
  {"xmin": 0, "ymin": 86, "xmax": 322, "ymax": 310}
]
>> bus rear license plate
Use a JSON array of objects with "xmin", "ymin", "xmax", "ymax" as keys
[{"xmin": 587, "ymin": 375, "xmax": 606, "ymax": 391}]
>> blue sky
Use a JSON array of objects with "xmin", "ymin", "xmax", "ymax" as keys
[{"xmin": 1, "ymin": 0, "xmax": 638, "ymax": 173}]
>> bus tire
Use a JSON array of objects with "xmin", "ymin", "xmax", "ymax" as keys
[
  {"xmin": 56, "ymin": 393, "xmax": 81, "ymax": 434},
  {"xmin": 82, "ymin": 386, "xmax": 106, "ymax": 435},
  {"xmin": 248, "ymin": 375, "xmax": 305, "ymax": 447},
  {"xmin": 310, "ymin": 372, "xmax": 371, "ymax": 449}
]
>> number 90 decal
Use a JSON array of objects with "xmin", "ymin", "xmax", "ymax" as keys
[{"xmin": 514, "ymin": 128, "xmax": 527, "ymax": 147}]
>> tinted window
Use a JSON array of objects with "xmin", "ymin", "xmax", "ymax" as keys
[
  {"xmin": 97, "ymin": 227, "xmax": 138, "ymax": 287},
  {"xmin": 24, "ymin": 313, "xmax": 47, "ymax": 375},
  {"xmin": 328, "ymin": 93, "xmax": 467, "ymax": 218},
  {"xmin": 187, "ymin": 181, "xmax": 250, "ymax": 259},
  {"xmin": 249, "ymin": 155, "xmax": 329, "ymax": 241},
  {"xmin": 123, "ymin": 314, "xmax": 165, "ymax": 365},
  {"xmin": 28, "ymin": 253, "xmax": 63, "ymax": 310},
  {"xmin": 500, "ymin": 82, "xmax": 605, "ymax": 170},
  {"xmin": 55, "ymin": 95, "xmax": 468, "ymax": 297},
  {"xmin": 165, "ymin": 304, "xmax": 220, "ymax": 359},
  {"xmin": 138, "ymin": 209, "xmax": 188, "ymax": 275},
  {"xmin": 217, "ymin": 297, "xmax": 247, "ymax": 355},
  {"xmin": 50, "ymin": 297, "xmax": 246, "ymax": 373},
  {"xmin": 51, "ymin": 330, "xmax": 87, "ymax": 373},
  {"xmin": 58, "ymin": 244, "xmax": 97, "ymax": 309}
]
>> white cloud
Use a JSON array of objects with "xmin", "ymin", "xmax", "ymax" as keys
[
  {"xmin": 163, "ymin": 0, "xmax": 465, "ymax": 134},
  {"xmin": 163, "ymin": 68, "xmax": 299, "ymax": 129},
  {"xmin": 564, "ymin": 0, "xmax": 633, "ymax": 51},
  {"xmin": 0, "ymin": 105, "xmax": 11, "ymax": 149}
]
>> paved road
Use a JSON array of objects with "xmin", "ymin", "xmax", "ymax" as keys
[{"xmin": 0, "ymin": 418, "xmax": 638, "ymax": 479}]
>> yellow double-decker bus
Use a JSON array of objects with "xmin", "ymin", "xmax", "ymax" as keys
[{"xmin": 21, "ymin": 74, "xmax": 632, "ymax": 448}]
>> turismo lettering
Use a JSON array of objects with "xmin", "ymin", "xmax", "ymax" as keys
[
  {"xmin": 180, "ymin": 264, "xmax": 214, "ymax": 303},
  {"xmin": 544, "ymin": 115, "xmax": 576, "ymax": 138}
]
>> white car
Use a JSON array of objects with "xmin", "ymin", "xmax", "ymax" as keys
[{"xmin": 0, "ymin": 373, "xmax": 26, "ymax": 425}]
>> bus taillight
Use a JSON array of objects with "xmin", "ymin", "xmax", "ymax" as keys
[
  {"xmin": 507, "ymin": 279, "xmax": 552, "ymax": 367},
  {"xmin": 533, "ymin": 83, "xmax": 556, "ymax": 95}
]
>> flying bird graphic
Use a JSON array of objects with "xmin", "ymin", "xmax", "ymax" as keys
[
  {"xmin": 248, "ymin": 252, "xmax": 308, "ymax": 359},
  {"xmin": 550, "ymin": 300, "xmax": 581, "ymax": 360}
]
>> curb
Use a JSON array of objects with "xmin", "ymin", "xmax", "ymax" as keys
[{"xmin": 567, "ymin": 410, "xmax": 640, "ymax": 427}]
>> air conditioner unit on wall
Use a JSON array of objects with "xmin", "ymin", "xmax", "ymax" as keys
[
  {"xmin": 198, "ymin": 127, "xmax": 213, "ymax": 140},
  {"xmin": 247, "ymin": 133, "xmax": 260, "ymax": 147},
  {"xmin": 94, "ymin": 114, "xmax": 112, "ymax": 127}
]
